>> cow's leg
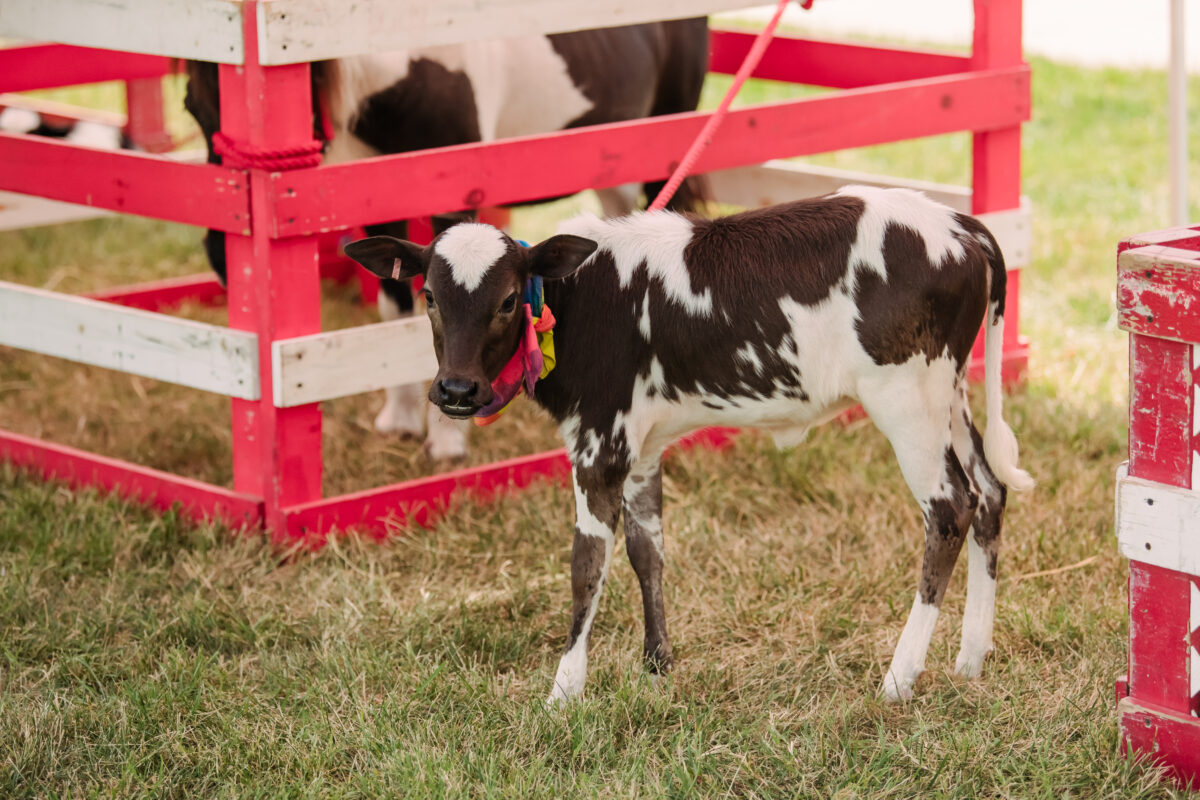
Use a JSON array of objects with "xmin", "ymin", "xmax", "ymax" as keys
[
  {"xmin": 549, "ymin": 460, "xmax": 627, "ymax": 704},
  {"xmin": 861, "ymin": 371, "xmax": 979, "ymax": 701},
  {"xmin": 371, "ymin": 278, "xmax": 426, "ymax": 438},
  {"xmin": 595, "ymin": 184, "xmax": 639, "ymax": 218},
  {"xmin": 949, "ymin": 382, "xmax": 1008, "ymax": 678},
  {"xmin": 622, "ymin": 457, "xmax": 672, "ymax": 675}
]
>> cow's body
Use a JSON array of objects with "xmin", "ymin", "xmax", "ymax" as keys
[
  {"xmin": 184, "ymin": 19, "xmax": 709, "ymax": 458},
  {"xmin": 344, "ymin": 186, "xmax": 1034, "ymax": 703}
]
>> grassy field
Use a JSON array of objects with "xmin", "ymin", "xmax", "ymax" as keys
[{"xmin": 2, "ymin": 50, "xmax": 1199, "ymax": 797}]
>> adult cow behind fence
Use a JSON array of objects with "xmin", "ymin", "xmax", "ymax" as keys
[
  {"xmin": 184, "ymin": 20, "xmax": 710, "ymax": 460},
  {"xmin": 344, "ymin": 186, "xmax": 1035, "ymax": 703}
]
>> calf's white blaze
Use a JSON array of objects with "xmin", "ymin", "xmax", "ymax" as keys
[{"xmin": 435, "ymin": 223, "xmax": 508, "ymax": 292}]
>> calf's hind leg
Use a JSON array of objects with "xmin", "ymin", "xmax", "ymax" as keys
[
  {"xmin": 949, "ymin": 385, "xmax": 1008, "ymax": 679},
  {"xmin": 861, "ymin": 380, "xmax": 979, "ymax": 701},
  {"xmin": 623, "ymin": 458, "xmax": 672, "ymax": 675}
]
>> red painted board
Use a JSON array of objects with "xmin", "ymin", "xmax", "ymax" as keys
[
  {"xmin": 1119, "ymin": 697, "xmax": 1200, "ymax": 789},
  {"xmin": 1128, "ymin": 334, "xmax": 1191, "ymax": 487},
  {"xmin": 1128, "ymin": 562, "xmax": 1194, "ymax": 713},
  {"xmin": 270, "ymin": 67, "xmax": 1030, "ymax": 236},
  {"xmin": 283, "ymin": 448, "xmax": 573, "ymax": 541},
  {"xmin": 0, "ymin": 44, "xmax": 174, "ymax": 94},
  {"xmin": 0, "ymin": 429, "xmax": 262, "ymax": 528},
  {"xmin": 709, "ymin": 29, "xmax": 971, "ymax": 88},
  {"xmin": 83, "ymin": 273, "xmax": 227, "ymax": 311},
  {"xmin": 1118, "ymin": 259, "xmax": 1200, "ymax": 343},
  {"xmin": 0, "ymin": 132, "xmax": 250, "ymax": 233}
]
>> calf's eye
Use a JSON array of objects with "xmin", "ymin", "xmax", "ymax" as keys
[
  {"xmin": 423, "ymin": 289, "xmax": 435, "ymax": 309},
  {"xmin": 499, "ymin": 292, "xmax": 518, "ymax": 314}
]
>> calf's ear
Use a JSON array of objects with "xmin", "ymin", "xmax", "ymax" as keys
[
  {"xmin": 527, "ymin": 235, "xmax": 597, "ymax": 281},
  {"xmin": 344, "ymin": 236, "xmax": 429, "ymax": 280}
]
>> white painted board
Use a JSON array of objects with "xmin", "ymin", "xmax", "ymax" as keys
[
  {"xmin": 0, "ymin": 0, "xmax": 245, "ymax": 64},
  {"xmin": 1117, "ymin": 474, "xmax": 1200, "ymax": 576},
  {"xmin": 708, "ymin": 161, "xmax": 1033, "ymax": 268},
  {"xmin": 0, "ymin": 280, "xmax": 259, "ymax": 399},
  {"xmin": 272, "ymin": 315, "xmax": 437, "ymax": 407},
  {"xmin": 256, "ymin": 0, "xmax": 761, "ymax": 65}
]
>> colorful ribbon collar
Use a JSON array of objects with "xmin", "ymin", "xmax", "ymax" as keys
[{"xmin": 473, "ymin": 263, "xmax": 556, "ymax": 427}]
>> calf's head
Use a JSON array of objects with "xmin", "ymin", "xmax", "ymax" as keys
[{"xmin": 345, "ymin": 224, "xmax": 596, "ymax": 418}]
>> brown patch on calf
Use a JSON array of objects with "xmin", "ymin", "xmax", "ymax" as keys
[
  {"xmin": 853, "ymin": 223, "xmax": 989, "ymax": 369},
  {"xmin": 918, "ymin": 449, "xmax": 979, "ymax": 606}
]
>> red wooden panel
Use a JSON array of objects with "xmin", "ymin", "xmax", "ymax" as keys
[
  {"xmin": 270, "ymin": 67, "xmax": 1031, "ymax": 236},
  {"xmin": 1118, "ymin": 260, "xmax": 1200, "ymax": 343},
  {"xmin": 0, "ymin": 429, "xmax": 262, "ymax": 528},
  {"xmin": 1128, "ymin": 562, "xmax": 1195, "ymax": 713},
  {"xmin": 1119, "ymin": 698, "xmax": 1200, "ymax": 788},
  {"xmin": 0, "ymin": 44, "xmax": 173, "ymax": 94},
  {"xmin": 222, "ymin": 2, "xmax": 323, "ymax": 538},
  {"xmin": 84, "ymin": 273, "xmax": 226, "ymax": 311},
  {"xmin": 124, "ymin": 77, "xmax": 174, "ymax": 153},
  {"xmin": 1128, "ymin": 335, "xmax": 1191, "ymax": 485},
  {"xmin": 709, "ymin": 29, "xmax": 970, "ymax": 88},
  {"xmin": 0, "ymin": 132, "xmax": 249, "ymax": 233},
  {"xmin": 284, "ymin": 448, "xmax": 572, "ymax": 541}
]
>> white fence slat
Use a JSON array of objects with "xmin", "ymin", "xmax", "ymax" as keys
[
  {"xmin": 707, "ymin": 161, "xmax": 1033, "ymax": 268},
  {"xmin": 0, "ymin": 281, "xmax": 259, "ymax": 399},
  {"xmin": 256, "ymin": 0, "xmax": 760, "ymax": 64},
  {"xmin": 0, "ymin": 0, "xmax": 245, "ymax": 64},
  {"xmin": 1116, "ymin": 474, "xmax": 1200, "ymax": 575},
  {"xmin": 272, "ymin": 316, "xmax": 437, "ymax": 407}
]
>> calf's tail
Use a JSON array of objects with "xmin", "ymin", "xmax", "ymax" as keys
[{"xmin": 979, "ymin": 229, "xmax": 1035, "ymax": 492}]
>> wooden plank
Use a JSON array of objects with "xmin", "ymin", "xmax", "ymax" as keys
[
  {"xmin": 707, "ymin": 161, "xmax": 1032, "ymax": 267},
  {"xmin": 0, "ymin": 190, "xmax": 113, "ymax": 230},
  {"xmin": 0, "ymin": 0, "xmax": 244, "ymax": 65},
  {"xmin": 0, "ymin": 280, "xmax": 260, "ymax": 399},
  {"xmin": 0, "ymin": 133, "xmax": 248, "ymax": 233},
  {"xmin": 1119, "ymin": 697, "xmax": 1200, "ymax": 787},
  {"xmin": 284, "ymin": 448, "xmax": 572, "ymax": 539},
  {"xmin": 1118, "ymin": 245, "xmax": 1200, "ymax": 343},
  {"xmin": 272, "ymin": 316, "xmax": 438, "ymax": 407},
  {"xmin": 709, "ymin": 29, "xmax": 971, "ymax": 88},
  {"xmin": 270, "ymin": 66, "xmax": 1031, "ymax": 236},
  {"xmin": 0, "ymin": 45, "xmax": 173, "ymax": 94},
  {"xmin": 0, "ymin": 429, "xmax": 262, "ymax": 529},
  {"xmin": 1117, "ymin": 475, "xmax": 1200, "ymax": 575},
  {"xmin": 256, "ymin": 0, "xmax": 757, "ymax": 65}
]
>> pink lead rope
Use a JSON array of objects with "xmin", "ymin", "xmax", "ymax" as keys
[{"xmin": 648, "ymin": 0, "xmax": 800, "ymax": 211}]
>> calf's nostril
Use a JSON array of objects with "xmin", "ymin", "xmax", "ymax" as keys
[{"xmin": 437, "ymin": 378, "xmax": 478, "ymax": 405}]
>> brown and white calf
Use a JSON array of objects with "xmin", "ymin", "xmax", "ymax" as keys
[{"xmin": 345, "ymin": 186, "xmax": 1035, "ymax": 702}]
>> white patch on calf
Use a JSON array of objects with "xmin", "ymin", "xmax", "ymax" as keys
[
  {"xmin": 955, "ymin": 536, "xmax": 996, "ymax": 679},
  {"xmin": 884, "ymin": 593, "xmax": 941, "ymax": 701},
  {"xmin": 837, "ymin": 186, "xmax": 967, "ymax": 281},
  {"xmin": 434, "ymin": 223, "xmax": 508, "ymax": 292},
  {"xmin": 485, "ymin": 38, "xmax": 593, "ymax": 141},
  {"xmin": 735, "ymin": 343, "xmax": 763, "ymax": 375},
  {"xmin": 559, "ymin": 212, "xmax": 712, "ymax": 316}
]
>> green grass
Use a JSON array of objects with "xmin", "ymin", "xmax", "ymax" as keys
[{"xmin": 1, "ymin": 56, "xmax": 1198, "ymax": 797}]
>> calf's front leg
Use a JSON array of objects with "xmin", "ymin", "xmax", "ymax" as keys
[
  {"xmin": 623, "ymin": 458, "xmax": 672, "ymax": 674},
  {"xmin": 548, "ymin": 464, "xmax": 626, "ymax": 704}
]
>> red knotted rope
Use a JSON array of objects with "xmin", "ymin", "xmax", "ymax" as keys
[
  {"xmin": 212, "ymin": 131, "xmax": 323, "ymax": 171},
  {"xmin": 648, "ymin": 0, "xmax": 796, "ymax": 210}
]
